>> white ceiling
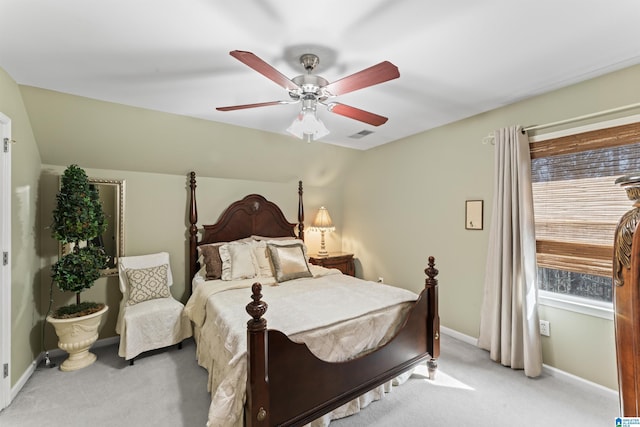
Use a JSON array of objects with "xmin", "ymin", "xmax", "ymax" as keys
[{"xmin": 2, "ymin": 0, "xmax": 640, "ymax": 150}]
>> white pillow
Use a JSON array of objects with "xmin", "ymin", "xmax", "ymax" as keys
[
  {"xmin": 197, "ymin": 237, "xmax": 254, "ymax": 280},
  {"xmin": 219, "ymin": 242, "xmax": 258, "ymax": 280},
  {"xmin": 251, "ymin": 240, "xmax": 273, "ymax": 277}
]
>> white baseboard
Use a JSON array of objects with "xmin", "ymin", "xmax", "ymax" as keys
[
  {"xmin": 440, "ymin": 326, "xmax": 478, "ymax": 346},
  {"xmin": 10, "ymin": 359, "xmax": 37, "ymax": 403},
  {"xmin": 440, "ymin": 326, "xmax": 618, "ymax": 396},
  {"xmin": 541, "ymin": 362, "xmax": 618, "ymax": 396},
  {"xmin": 10, "ymin": 336, "xmax": 120, "ymax": 403}
]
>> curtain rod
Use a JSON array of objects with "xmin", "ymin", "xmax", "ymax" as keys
[
  {"xmin": 482, "ymin": 101, "xmax": 640, "ymax": 144},
  {"xmin": 524, "ymin": 101, "xmax": 640, "ymax": 132}
]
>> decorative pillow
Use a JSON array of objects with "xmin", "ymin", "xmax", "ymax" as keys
[
  {"xmin": 219, "ymin": 242, "xmax": 258, "ymax": 280},
  {"xmin": 267, "ymin": 243, "xmax": 313, "ymax": 283},
  {"xmin": 251, "ymin": 240, "xmax": 273, "ymax": 277},
  {"xmin": 125, "ymin": 264, "xmax": 171, "ymax": 306},
  {"xmin": 198, "ymin": 244, "xmax": 224, "ymax": 280},
  {"xmin": 263, "ymin": 238, "xmax": 308, "ymax": 258}
]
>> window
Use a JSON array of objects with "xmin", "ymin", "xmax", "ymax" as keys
[{"xmin": 530, "ymin": 117, "xmax": 640, "ymax": 316}]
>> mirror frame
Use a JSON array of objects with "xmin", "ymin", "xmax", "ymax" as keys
[
  {"xmin": 90, "ymin": 178, "xmax": 126, "ymax": 276},
  {"xmin": 60, "ymin": 178, "xmax": 126, "ymax": 276}
]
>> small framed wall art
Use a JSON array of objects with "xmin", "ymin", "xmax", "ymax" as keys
[{"xmin": 465, "ymin": 200, "xmax": 483, "ymax": 230}]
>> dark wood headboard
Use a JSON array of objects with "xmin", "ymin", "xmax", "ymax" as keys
[{"xmin": 188, "ymin": 171, "xmax": 304, "ymax": 290}]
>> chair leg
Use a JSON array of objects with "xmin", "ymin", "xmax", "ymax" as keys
[
  {"xmin": 177, "ymin": 341, "xmax": 183, "ymax": 350},
  {"xmin": 129, "ymin": 358, "xmax": 134, "ymax": 366}
]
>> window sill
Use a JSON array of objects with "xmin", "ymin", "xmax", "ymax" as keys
[{"xmin": 538, "ymin": 290, "xmax": 613, "ymax": 320}]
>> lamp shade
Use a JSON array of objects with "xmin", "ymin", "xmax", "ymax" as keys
[
  {"xmin": 310, "ymin": 206, "xmax": 334, "ymax": 257},
  {"xmin": 286, "ymin": 98, "xmax": 330, "ymax": 142},
  {"xmin": 310, "ymin": 206, "xmax": 335, "ymax": 231}
]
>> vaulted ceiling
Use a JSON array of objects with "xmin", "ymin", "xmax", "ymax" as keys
[{"xmin": 2, "ymin": 1, "xmax": 640, "ymax": 150}]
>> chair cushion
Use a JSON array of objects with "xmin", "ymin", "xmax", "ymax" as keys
[
  {"xmin": 118, "ymin": 297, "xmax": 192, "ymax": 360},
  {"xmin": 125, "ymin": 264, "xmax": 171, "ymax": 306}
]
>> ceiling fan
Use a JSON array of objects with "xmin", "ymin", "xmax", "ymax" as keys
[{"xmin": 216, "ymin": 50, "xmax": 400, "ymax": 141}]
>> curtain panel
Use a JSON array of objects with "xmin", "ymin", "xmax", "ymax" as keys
[{"xmin": 478, "ymin": 125, "xmax": 542, "ymax": 377}]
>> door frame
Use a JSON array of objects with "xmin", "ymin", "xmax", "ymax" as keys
[{"xmin": 0, "ymin": 112, "xmax": 12, "ymax": 411}]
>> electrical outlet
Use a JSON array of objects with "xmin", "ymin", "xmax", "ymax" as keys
[
  {"xmin": 377, "ymin": 277, "xmax": 384, "ymax": 283},
  {"xmin": 539, "ymin": 320, "xmax": 550, "ymax": 337}
]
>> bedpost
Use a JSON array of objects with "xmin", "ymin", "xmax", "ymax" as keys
[
  {"xmin": 246, "ymin": 283, "xmax": 270, "ymax": 427},
  {"xmin": 613, "ymin": 174, "xmax": 640, "ymax": 416},
  {"xmin": 189, "ymin": 171, "xmax": 198, "ymax": 291},
  {"xmin": 298, "ymin": 180, "xmax": 305, "ymax": 241},
  {"xmin": 425, "ymin": 256, "xmax": 440, "ymax": 379}
]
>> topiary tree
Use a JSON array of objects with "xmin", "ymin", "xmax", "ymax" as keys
[{"xmin": 51, "ymin": 164, "xmax": 109, "ymax": 317}]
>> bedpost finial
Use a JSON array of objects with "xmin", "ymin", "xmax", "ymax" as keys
[
  {"xmin": 246, "ymin": 283, "xmax": 268, "ymax": 331},
  {"xmin": 425, "ymin": 256, "xmax": 438, "ymax": 288}
]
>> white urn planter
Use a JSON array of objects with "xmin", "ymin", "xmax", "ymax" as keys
[{"xmin": 47, "ymin": 305, "xmax": 108, "ymax": 371}]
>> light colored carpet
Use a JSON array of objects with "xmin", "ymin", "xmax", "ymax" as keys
[
  {"xmin": 332, "ymin": 334, "xmax": 619, "ymax": 427},
  {"xmin": 0, "ymin": 334, "xmax": 619, "ymax": 426},
  {"xmin": 0, "ymin": 339, "xmax": 210, "ymax": 427}
]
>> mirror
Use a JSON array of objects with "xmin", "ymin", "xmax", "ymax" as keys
[
  {"xmin": 90, "ymin": 178, "xmax": 125, "ymax": 276},
  {"xmin": 60, "ymin": 178, "xmax": 126, "ymax": 276}
]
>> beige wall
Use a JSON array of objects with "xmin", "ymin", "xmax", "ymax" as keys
[
  {"xmin": 344, "ymin": 63, "xmax": 640, "ymax": 390},
  {"xmin": 538, "ymin": 305, "xmax": 616, "ymax": 387},
  {"xmin": 0, "ymin": 67, "xmax": 42, "ymax": 387}
]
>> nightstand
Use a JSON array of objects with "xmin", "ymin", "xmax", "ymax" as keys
[{"xmin": 308, "ymin": 252, "xmax": 355, "ymax": 277}]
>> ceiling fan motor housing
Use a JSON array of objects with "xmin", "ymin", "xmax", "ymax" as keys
[{"xmin": 290, "ymin": 74, "xmax": 329, "ymax": 102}]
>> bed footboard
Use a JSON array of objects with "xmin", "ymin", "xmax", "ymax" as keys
[{"xmin": 245, "ymin": 257, "xmax": 440, "ymax": 427}]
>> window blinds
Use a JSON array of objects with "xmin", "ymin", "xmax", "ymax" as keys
[{"xmin": 530, "ymin": 121, "xmax": 640, "ymax": 277}]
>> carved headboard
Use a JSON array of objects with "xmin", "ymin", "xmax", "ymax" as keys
[{"xmin": 200, "ymin": 193, "xmax": 298, "ymax": 243}]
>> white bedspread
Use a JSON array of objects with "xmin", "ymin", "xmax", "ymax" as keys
[{"xmin": 184, "ymin": 266, "xmax": 418, "ymax": 427}]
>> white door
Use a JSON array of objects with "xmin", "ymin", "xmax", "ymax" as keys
[{"xmin": 0, "ymin": 112, "xmax": 12, "ymax": 411}]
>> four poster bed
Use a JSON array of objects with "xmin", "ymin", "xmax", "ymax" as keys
[
  {"xmin": 613, "ymin": 173, "xmax": 640, "ymax": 417},
  {"xmin": 185, "ymin": 171, "xmax": 440, "ymax": 426}
]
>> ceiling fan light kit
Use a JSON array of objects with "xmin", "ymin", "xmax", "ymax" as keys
[
  {"xmin": 217, "ymin": 50, "xmax": 400, "ymax": 142},
  {"xmin": 286, "ymin": 97, "xmax": 330, "ymax": 142}
]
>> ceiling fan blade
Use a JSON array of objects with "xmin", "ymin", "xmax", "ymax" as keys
[
  {"xmin": 323, "ymin": 61, "xmax": 399, "ymax": 96},
  {"xmin": 216, "ymin": 100, "xmax": 295, "ymax": 111},
  {"xmin": 326, "ymin": 102, "xmax": 389, "ymax": 126},
  {"xmin": 229, "ymin": 50, "xmax": 300, "ymax": 92}
]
